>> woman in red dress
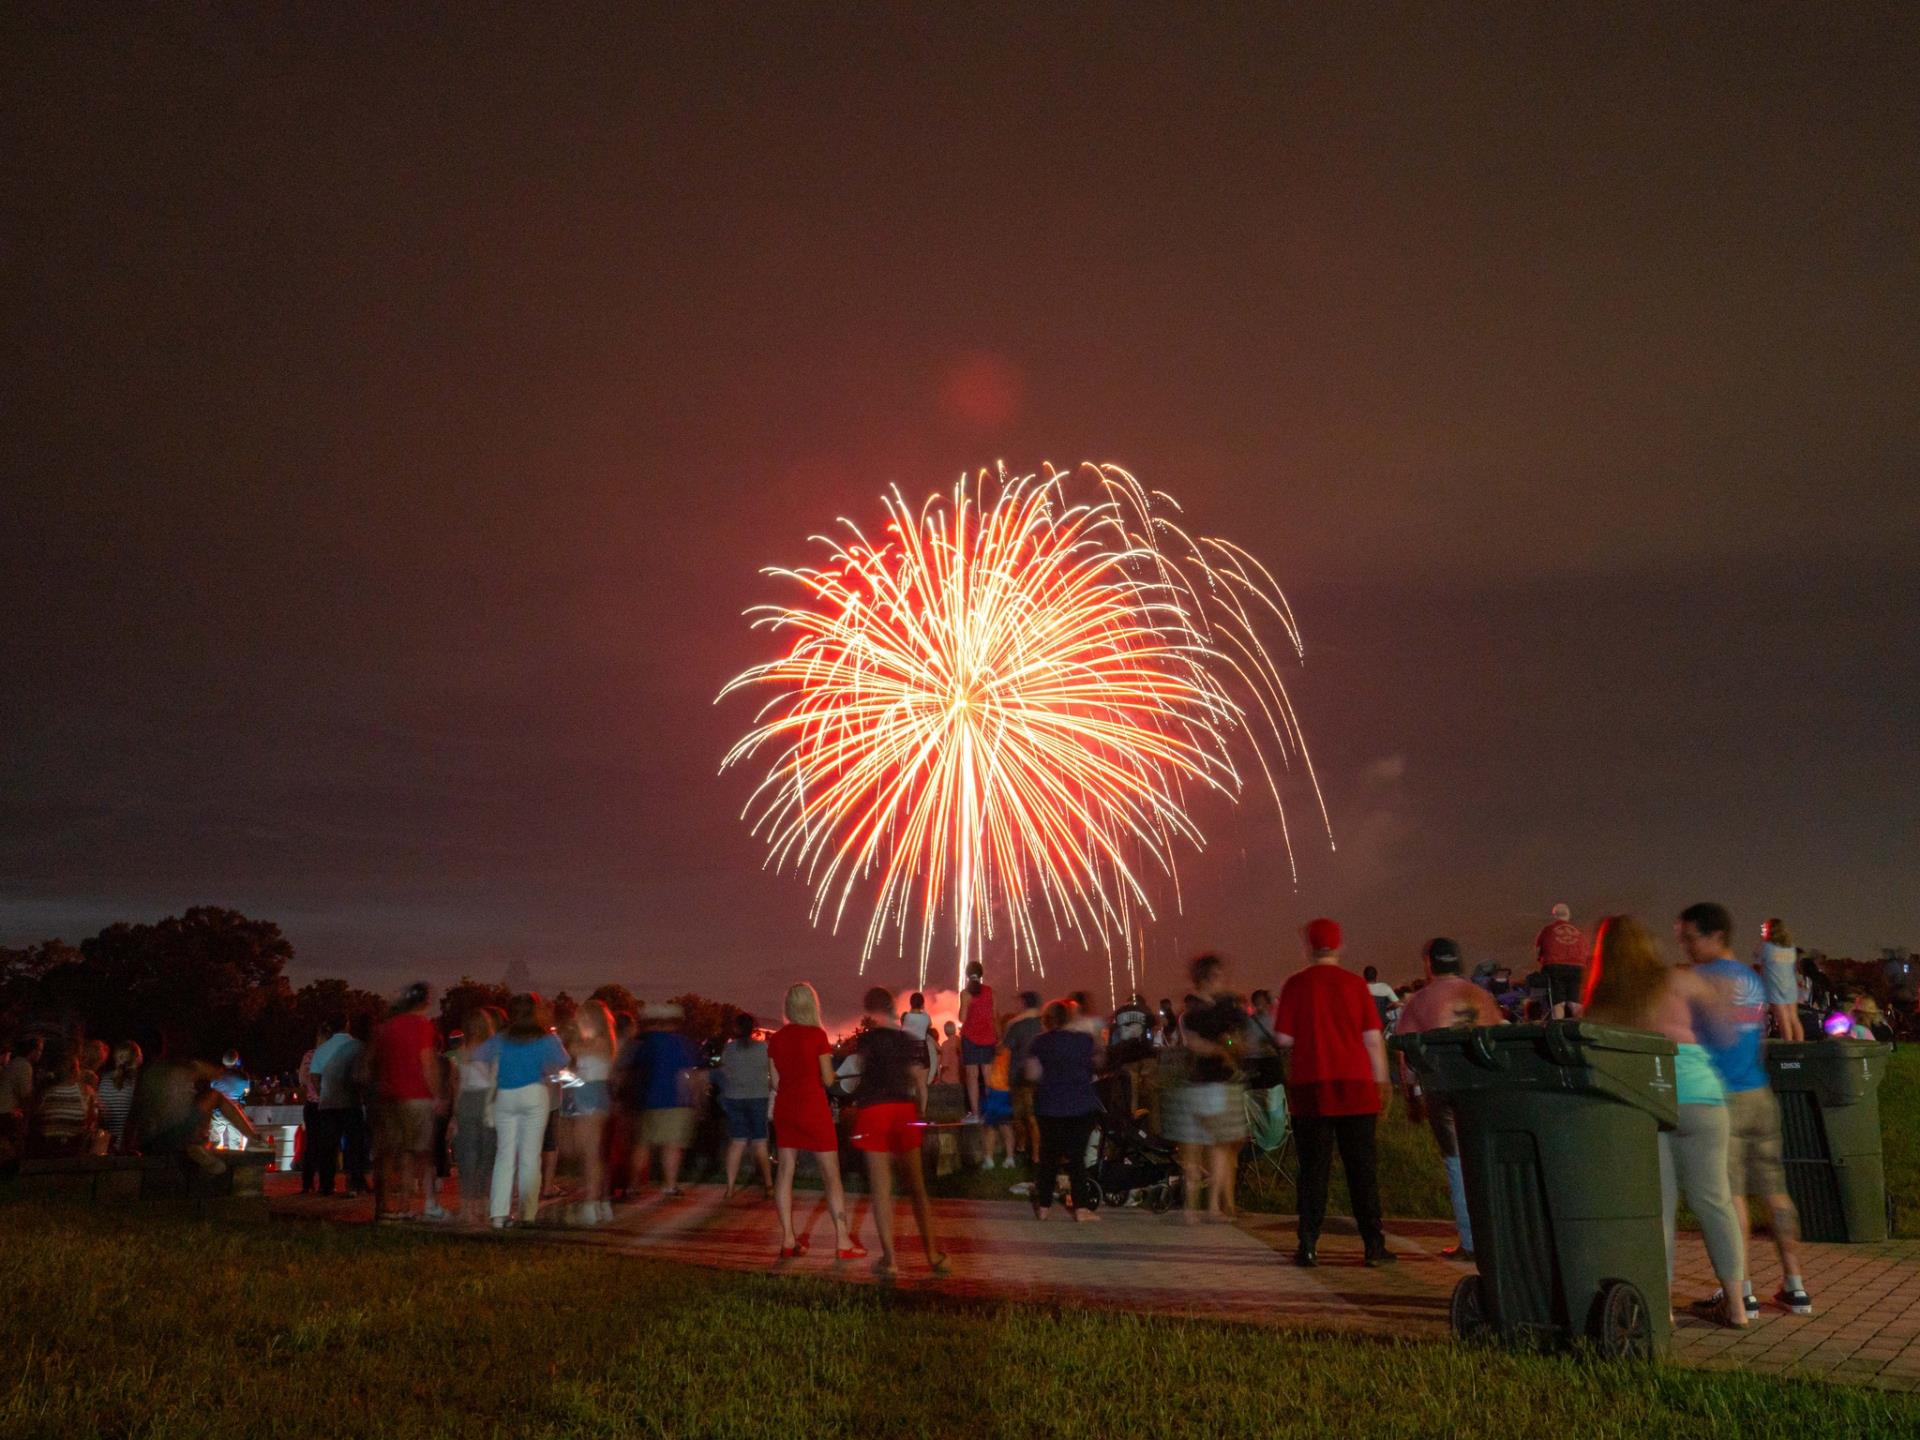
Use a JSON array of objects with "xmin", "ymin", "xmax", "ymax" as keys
[{"xmin": 767, "ymin": 981, "xmax": 863, "ymax": 1260}]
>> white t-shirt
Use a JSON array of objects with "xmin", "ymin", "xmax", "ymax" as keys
[{"xmin": 1367, "ymin": 981, "xmax": 1398, "ymax": 1003}]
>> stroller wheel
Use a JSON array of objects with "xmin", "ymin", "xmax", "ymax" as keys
[
  {"xmin": 1082, "ymin": 1179, "xmax": 1103, "ymax": 1212},
  {"xmin": 1149, "ymin": 1181, "xmax": 1174, "ymax": 1215}
]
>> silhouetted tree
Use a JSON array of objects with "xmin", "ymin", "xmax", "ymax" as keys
[
  {"xmin": 0, "ymin": 940, "xmax": 83, "ymax": 1029},
  {"xmin": 438, "ymin": 977, "xmax": 512, "ymax": 1035},
  {"xmin": 667, "ymin": 992, "xmax": 744, "ymax": 1046},
  {"xmin": 29, "ymin": 907, "xmax": 294, "ymax": 1059}
]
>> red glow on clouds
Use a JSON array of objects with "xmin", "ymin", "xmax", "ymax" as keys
[{"xmin": 938, "ymin": 351, "xmax": 1022, "ymax": 429}]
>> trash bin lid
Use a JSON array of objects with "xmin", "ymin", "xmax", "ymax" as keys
[
  {"xmin": 1765, "ymin": 1038, "xmax": 1890, "ymax": 1100},
  {"xmin": 1392, "ymin": 1020, "xmax": 1679, "ymax": 1127}
]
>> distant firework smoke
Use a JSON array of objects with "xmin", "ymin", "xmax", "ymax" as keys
[{"xmin": 719, "ymin": 463, "xmax": 1332, "ymax": 993}]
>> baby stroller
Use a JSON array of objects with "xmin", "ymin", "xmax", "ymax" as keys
[{"xmin": 1085, "ymin": 1087, "xmax": 1184, "ymax": 1213}]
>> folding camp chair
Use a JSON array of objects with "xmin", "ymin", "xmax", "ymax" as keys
[{"xmin": 1240, "ymin": 1084, "xmax": 1294, "ymax": 1187}]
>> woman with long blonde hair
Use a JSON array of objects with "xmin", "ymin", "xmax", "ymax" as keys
[
  {"xmin": 562, "ymin": 998, "xmax": 616, "ymax": 1225},
  {"xmin": 766, "ymin": 982, "xmax": 860, "ymax": 1260},
  {"xmin": 1584, "ymin": 915, "xmax": 1748, "ymax": 1327}
]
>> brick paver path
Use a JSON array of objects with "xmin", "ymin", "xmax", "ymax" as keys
[{"xmin": 269, "ymin": 1177, "xmax": 1920, "ymax": 1391}]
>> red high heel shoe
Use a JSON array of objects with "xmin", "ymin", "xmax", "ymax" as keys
[{"xmin": 836, "ymin": 1241, "xmax": 869, "ymax": 1260}]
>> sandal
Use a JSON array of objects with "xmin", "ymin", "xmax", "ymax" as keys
[{"xmin": 837, "ymin": 1242, "xmax": 869, "ymax": 1260}]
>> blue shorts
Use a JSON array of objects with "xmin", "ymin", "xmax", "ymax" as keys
[
  {"xmin": 722, "ymin": 1096, "xmax": 769, "ymax": 1142},
  {"xmin": 562, "ymin": 1081, "xmax": 611, "ymax": 1118},
  {"xmin": 982, "ymin": 1088, "xmax": 1013, "ymax": 1124},
  {"xmin": 961, "ymin": 1039, "xmax": 997, "ymax": 1067}
]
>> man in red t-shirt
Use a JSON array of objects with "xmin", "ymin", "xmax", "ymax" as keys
[
  {"xmin": 1273, "ymin": 918, "xmax": 1392, "ymax": 1268},
  {"xmin": 1533, "ymin": 903, "xmax": 1587, "ymax": 1017},
  {"xmin": 371, "ymin": 982, "xmax": 446, "ymax": 1221}
]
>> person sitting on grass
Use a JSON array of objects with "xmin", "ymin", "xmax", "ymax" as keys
[
  {"xmin": 849, "ymin": 985, "xmax": 950, "ymax": 1279},
  {"xmin": 127, "ymin": 1046, "xmax": 263, "ymax": 1174},
  {"xmin": 28, "ymin": 1043, "xmax": 99, "ymax": 1159}
]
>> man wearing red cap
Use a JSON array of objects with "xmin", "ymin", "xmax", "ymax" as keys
[{"xmin": 1272, "ymin": 917, "xmax": 1394, "ymax": 1267}]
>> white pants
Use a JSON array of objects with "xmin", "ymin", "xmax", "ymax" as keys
[
  {"xmin": 209, "ymin": 1115, "xmax": 247, "ymax": 1151},
  {"xmin": 490, "ymin": 1084, "xmax": 548, "ymax": 1223}
]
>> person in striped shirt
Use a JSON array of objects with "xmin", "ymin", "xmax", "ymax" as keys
[
  {"xmin": 96, "ymin": 1041, "xmax": 143, "ymax": 1153},
  {"xmin": 30, "ymin": 1044, "xmax": 98, "ymax": 1158}
]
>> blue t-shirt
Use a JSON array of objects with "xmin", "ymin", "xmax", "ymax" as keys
[
  {"xmin": 210, "ymin": 1070, "xmax": 250, "ymax": 1104},
  {"xmin": 476, "ymin": 1032, "xmax": 567, "ymax": 1090},
  {"xmin": 1697, "ymin": 958, "xmax": 1768, "ymax": 1093},
  {"xmin": 634, "ymin": 1031, "xmax": 701, "ymax": 1109},
  {"xmin": 1027, "ymin": 1028, "xmax": 1101, "ymax": 1118}
]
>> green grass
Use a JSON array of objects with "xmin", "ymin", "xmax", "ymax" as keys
[
  {"xmin": 5, "ymin": 1206, "xmax": 1917, "ymax": 1440},
  {"xmin": 1881, "ymin": 1047, "xmax": 1919, "ymax": 1235}
]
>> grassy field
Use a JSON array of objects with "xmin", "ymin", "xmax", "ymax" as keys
[{"xmin": 6, "ymin": 1205, "xmax": 1919, "ymax": 1440}]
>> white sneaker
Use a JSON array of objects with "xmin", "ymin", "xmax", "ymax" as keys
[
  {"xmin": 423, "ymin": 1203, "xmax": 450, "ymax": 1222},
  {"xmin": 596, "ymin": 1200, "xmax": 613, "ymax": 1223},
  {"xmin": 962, "ymin": 1112, "xmax": 981, "ymax": 1125}
]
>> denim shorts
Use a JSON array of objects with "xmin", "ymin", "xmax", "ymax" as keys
[
  {"xmin": 961, "ymin": 1038, "xmax": 997, "ymax": 1067},
  {"xmin": 1762, "ymin": 955, "xmax": 1799, "ymax": 1007},
  {"xmin": 722, "ymin": 1096, "xmax": 769, "ymax": 1142}
]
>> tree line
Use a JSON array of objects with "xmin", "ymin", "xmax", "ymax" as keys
[{"xmin": 0, "ymin": 906, "xmax": 741, "ymax": 1075}]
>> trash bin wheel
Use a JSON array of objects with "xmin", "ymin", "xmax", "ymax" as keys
[
  {"xmin": 1449, "ymin": 1275, "xmax": 1491, "ymax": 1342},
  {"xmin": 1593, "ymin": 1279, "xmax": 1654, "ymax": 1360}
]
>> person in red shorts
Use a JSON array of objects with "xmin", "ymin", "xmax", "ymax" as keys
[
  {"xmin": 1273, "ymin": 918, "xmax": 1393, "ymax": 1268},
  {"xmin": 766, "ymin": 981, "xmax": 862, "ymax": 1261},
  {"xmin": 849, "ymin": 985, "xmax": 950, "ymax": 1278}
]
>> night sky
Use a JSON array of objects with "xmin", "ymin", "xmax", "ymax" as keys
[{"xmin": 6, "ymin": 7, "xmax": 1916, "ymax": 1018}]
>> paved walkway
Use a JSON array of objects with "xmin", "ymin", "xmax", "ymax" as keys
[{"xmin": 268, "ymin": 1177, "xmax": 1920, "ymax": 1391}]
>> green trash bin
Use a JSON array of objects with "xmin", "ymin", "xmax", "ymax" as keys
[
  {"xmin": 1764, "ymin": 1039, "xmax": 1892, "ymax": 1242},
  {"xmin": 1393, "ymin": 1021, "xmax": 1677, "ymax": 1359}
]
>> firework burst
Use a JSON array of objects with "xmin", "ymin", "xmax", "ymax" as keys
[{"xmin": 718, "ymin": 462, "xmax": 1331, "ymax": 993}]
